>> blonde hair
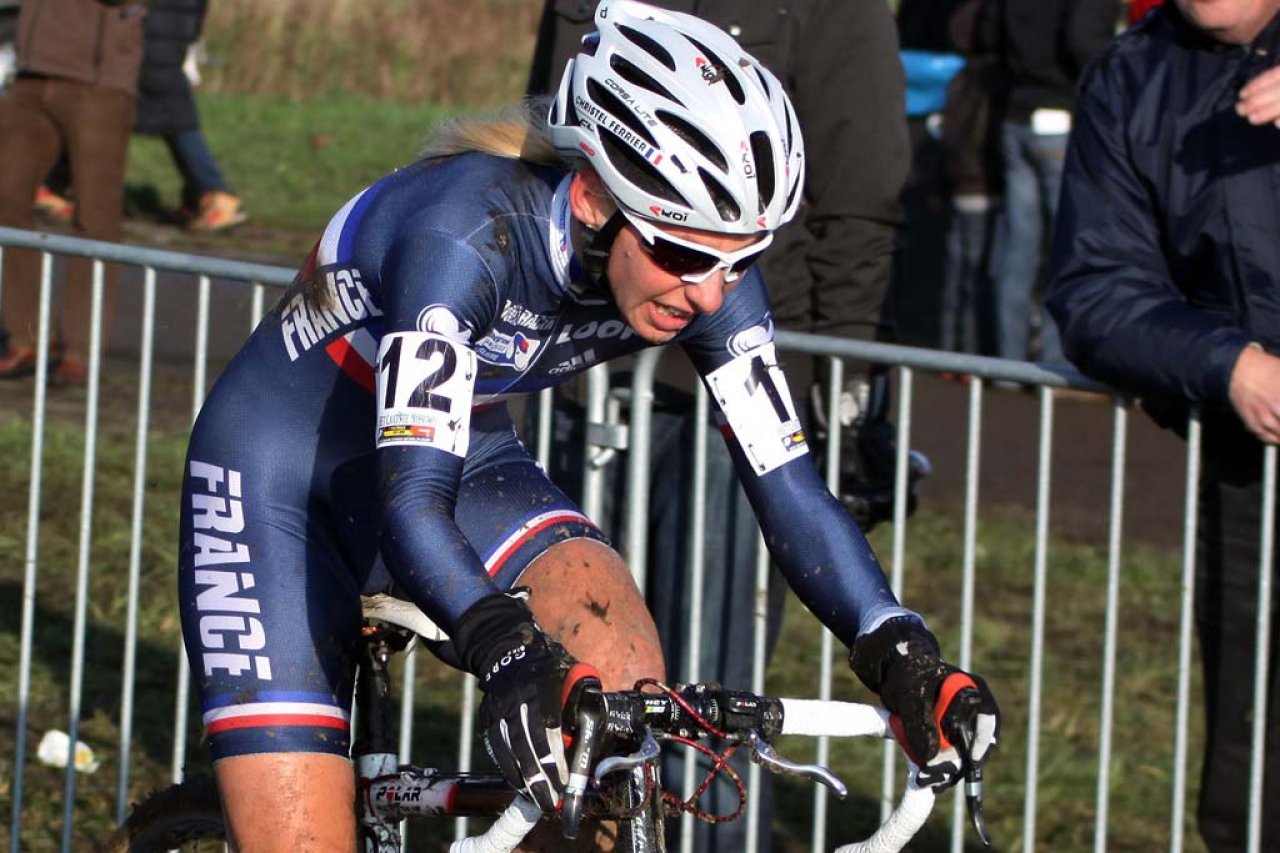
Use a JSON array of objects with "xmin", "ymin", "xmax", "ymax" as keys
[{"xmin": 420, "ymin": 98, "xmax": 565, "ymax": 166}]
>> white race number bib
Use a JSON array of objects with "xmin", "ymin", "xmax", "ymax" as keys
[
  {"xmin": 375, "ymin": 331, "xmax": 476, "ymax": 456},
  {"xmin": 705, "ymin": 343, "xmax": 808, "ymax": 475}
]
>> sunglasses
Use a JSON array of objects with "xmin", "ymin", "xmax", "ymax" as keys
[{"xmin": 619, "ymin": 208, "xmax": 772, "ymax": 284}]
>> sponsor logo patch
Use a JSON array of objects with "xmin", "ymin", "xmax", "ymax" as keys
[{"xmin": 474, "ymin": 329, "xmax": 541, "ymax": 371}]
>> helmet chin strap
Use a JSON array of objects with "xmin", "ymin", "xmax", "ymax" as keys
[{"xmin": 579, "ymin": 211, "xmax": 626, "ymax": 291}]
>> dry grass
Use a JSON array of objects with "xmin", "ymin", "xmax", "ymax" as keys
[{"xmin": 201, "ymin": 0, "xmax": 542, "ymax": 106}]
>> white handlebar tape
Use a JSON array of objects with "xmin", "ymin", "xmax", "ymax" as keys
[
  {"xmin": 835, "ymin": 766, "xmax": 936, "ymax": 853},
  {"xmin": 778, "ymin": 699, "xmax": 891, "ymax": 739},
  {"xmin": 448, "ymin": 794, "xmax": 542, "ymax": 853}
]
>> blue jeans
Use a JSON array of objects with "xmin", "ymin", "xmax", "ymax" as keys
[
  {"xmin": 165, "ymin": 128, "xmax": 232, "ymax": 210},
  {"xmin": 991, "ymin": 121, "xmax": 1066, "ymax": 364},
  {"xmin": 939, "ymin": 198, "xmax": 996, "ymax": 354}
]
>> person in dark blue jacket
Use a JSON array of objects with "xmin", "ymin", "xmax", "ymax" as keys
[{"xmin": 1047, "ymin": 1, "xmax": 1280, "ymax": 847}]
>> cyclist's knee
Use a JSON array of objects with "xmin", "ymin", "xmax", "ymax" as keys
[
  {"xmin": 215, "ymin": 752, "xmax": 354, "ymax": 853},
  {"xmin": 519, "ymin": 538, "xmax": 665, "ymax": 690}
]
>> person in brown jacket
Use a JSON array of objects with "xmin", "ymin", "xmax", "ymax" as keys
[{"xmin": 0, "ymin": 0, "xmax": 145, "ymax": 386}]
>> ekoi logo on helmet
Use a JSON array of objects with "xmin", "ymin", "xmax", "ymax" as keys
[
  {"xmin": 695, "ymin": 56, "xmax": 725, "ymax": 85},
  {"xmin": 649, "ymin": 205, "xmax": 689, "ymax": 223}
]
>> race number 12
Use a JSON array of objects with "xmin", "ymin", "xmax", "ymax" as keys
[{"xmin": 375, "ymin": 331, "xmax": 476, "ymax": 456}]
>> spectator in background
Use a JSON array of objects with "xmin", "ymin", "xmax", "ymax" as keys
[
  {"xmin": 937, "ymin": 0, "xmax": 1002, "ymax": 355},
  {"xmin": 893, "ymin": 0, "xmax": 968, "ymax": 348},
  {"xmin": 37, "ymin": 0, "xmax": 247, "ymax": 232},
  {"xmin": 1047, "ymin": 0, "xmax": 1280, "ymax": 847},
  {"xmin": 134, "ymin": 0, "xmax": 245, "ymax": 231},
  {"xmin": 976, "ymin": 0, "xmax": 1118, "ymax": 365},
  {"xmin": 527, "ymin": 0, "xmax": 910, "ymax": 848},
  {"xmin": 898, "ymin": 0, "xmax": 1004, "ymax": 356},
  {"xmin": 0, "ymin": 0, "xmax": 146, "ymax": 386}
]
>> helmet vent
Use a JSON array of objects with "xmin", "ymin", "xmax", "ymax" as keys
[
  {"xmin": 587, "ymin": 79, "xmax": 659, "ymax": 146},
  {"xmin": 753, "ymin": 66, "xmax": 772, "ymax": 96},
  {"xmin": 599, "ymin": 127, "xmax": 687, "ymax": 207},
  {"xmin": 686, "ymin": 38, "xmax": 745, "ymax": 105},
  {"xmin": 657, "ymin": 110, "xmax": 727, "ymax": 172},
  {"xmin": 616, "ymin": 24, "xmax": 677, "ymax": 70},
  {"xmin": 698, "ymin": 167, "xmax": 741, "ymax": 222},
  {"xmin": 610, "ymin": 54, "xmax": 682, "ymax": 105},
  {"xmin": 748, "ymin": 131, "xmax": 776, "ymax": 212}
]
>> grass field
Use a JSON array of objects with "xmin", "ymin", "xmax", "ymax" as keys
[
  {"xmin": 125, "ymin": 95, "xmax": 463, "ymax": 237},
  {"xmin": 0, "ymin": 391, "xmax": 1205, "ymax": 850}
]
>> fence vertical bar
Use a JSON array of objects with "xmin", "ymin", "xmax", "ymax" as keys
[
  {"xmin": 880, "ymin": 361, "xmax": 901, "ymax": 824},
  {"xmin": 812, "ymin": 357, "xmax": 842, "ymax": 852},
  {"xmin": 1022, "ymin": 386, "xmax": 1055, "ymax": 852},
  {"xmin": 455, "ymin": 675, "xmax": 477, "ymax": 842},
  {"xmin": 679, "ymin": 386, "xmax": 710, "ymax": 853},
  {"xmin": 117, "ymin": 266, "xmax": 158, "ymax": 822},
  {"xmin": 582, "ymin": 363, "xmax": 611, "ymax": 524},
  {"xmin": 1170, "ymin": 414, "xmax": 1201, "ymax": 852},
  {"xmin": 536, "ymin": 387, "xmax": 554, "ymax": 469},
  {"xmin": 624, "ymin": 349, "xmax": 660, "ymax": 587},
  {"xmin": 251, "ymin": 281, "xmax": 266, "ymax": 328},
  {"xmin": 60, "ymin": 258, "xmax": 106, "ymax": 852},
  {"xmin": 1246, "ymin": 445, "xmax": 1276, "ymax": 853},
  {"xmin": 1093, "ymin": 399, "xmax": 1128, "ymax": 852},
  {"xmin": 747, "ymin": 538, "xmax": 771, "ymax": 853},
  {"xmin": 173, "ymin": 274, "xmax": 212, "ymax": 783},
  {"xmin": 951, "ymin": 375, "xmax": 984, "ymax": 850},
  {"xmin": 10, "ymin": 251, "xmax": 55, "ymax": 853}
]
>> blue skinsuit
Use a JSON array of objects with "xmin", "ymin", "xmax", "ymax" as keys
[{"xmin": 178, "ymin": 152, "xmax": 913, "ymax": 758}]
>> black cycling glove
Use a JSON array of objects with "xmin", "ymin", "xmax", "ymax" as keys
[
  {"xmin": 850, "ymin": 616, "xmax": 1000, "ymax": 791},
  {"xmin": 449, "ymin": 590, "xmax": 576, "ymax": 812}
]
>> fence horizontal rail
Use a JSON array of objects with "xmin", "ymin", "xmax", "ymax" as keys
[{"xmin": 4, "ymin": 227, "xmax": 1268, "ymax": 853}]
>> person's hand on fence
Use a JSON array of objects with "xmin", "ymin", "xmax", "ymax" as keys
[
  {"xmin": 849, "ymin": 616, "xmax": 1000, "ymax": 791},
  {"xmin": 448, "ymin": 589, "xmax": 578, "ymax": 812},
  {"xmin": 1237, "ymin": 65, "xmax": 1280, "ymax": 128},
  {"xmin": 1229, "ymin": 345, "xmax": 1280, "ymax": 445}
]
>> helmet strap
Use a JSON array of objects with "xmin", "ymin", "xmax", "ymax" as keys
[{"xmin": 580, "ymin": 211, "xmax": 626, "ymax": 289}]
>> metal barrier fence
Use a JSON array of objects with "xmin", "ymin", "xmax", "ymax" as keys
[{"xmin": 0, "ymin": 227, "xmax": 1273, "ymax": 852}]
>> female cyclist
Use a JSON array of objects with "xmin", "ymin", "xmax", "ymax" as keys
[{"xmin": 177, "ymin": 2, "xmax": 1000, "ymax": 849}]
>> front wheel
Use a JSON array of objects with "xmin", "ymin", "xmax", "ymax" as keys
[{"xmin": 101, "ymin": 776, "xmax": 226, "ymax": 852}]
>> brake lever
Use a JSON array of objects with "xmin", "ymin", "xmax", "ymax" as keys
[
  {"xmin": 593, "ymin": 730, "xmax": 661, "ymax": 782},
  {"xmin": 561, "ymin": 689, "xmax": 605, "ymax": 840},
  {"xmin": 948, "ymin": 692, "xmax": 993, "ymax": 848},
  {"xmin": 747, "ymin": 732, "xmax": 848, "ymax": 798}
]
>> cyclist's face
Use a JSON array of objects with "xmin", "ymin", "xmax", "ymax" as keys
[
  {"xmin": 606, "ymin": 220, "xmax": 763, "ymax": 344},
  {"xmin": 568, "ymin": 168, "xmax": 766, "ymax": 344}
]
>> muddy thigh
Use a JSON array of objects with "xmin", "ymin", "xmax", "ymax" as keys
[{"xmin": 516, "ymin": 538, "xmax": 665, "ymax": 689}]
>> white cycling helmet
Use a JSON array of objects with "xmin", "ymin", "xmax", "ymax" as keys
[{"xmin": 548, "ymin": 0, "xmax": 805, "ymax": 235}]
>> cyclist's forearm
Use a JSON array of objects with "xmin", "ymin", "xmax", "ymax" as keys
[
  {"xmin": 737, "ymin": 455, "xmax": 918, "ymax": 646},
  {"xmin": 377, "ymin": 445, "xmax": 501, "ymax": 631}
]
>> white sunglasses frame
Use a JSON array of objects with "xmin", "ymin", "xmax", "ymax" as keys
[{"xmin": 618, "ymin": 208, "xmax": 773, "ymax": 284}]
